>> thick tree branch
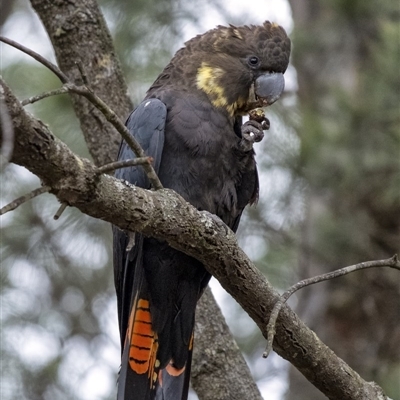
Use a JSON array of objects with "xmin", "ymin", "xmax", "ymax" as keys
[{"xmin": 2, "ymin": 76, "xmax": 390, "ymax": 400}]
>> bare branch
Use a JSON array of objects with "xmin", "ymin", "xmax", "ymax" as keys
[
  {"xmin": 0, "ymin": 36, "xmax": 68, "ymax": 83},
  {"xmin": 64, "ymin": 82, "xmax": 163, "ymax": 190},
  {"xmin": 21, "ymin": 87, "xmax": 69, "ymax": 106},
  {"xmin": 23, "ymin": 84, "xmax": 159, "ymax": 186},
  {"xmin": 97, "ymin": 157, "xmax": 152, "ymax": 174},
  {"xmin": 0, "ymin": 95, "xmax": 14, "ymax": 170},
  {"xmin": 1, "ymin": 34, "xmax": 162, "ymax": 190},
  {"xmin": 0, "ymin": 185, "xmax": 51, "ymax": 215},
  {"xmin": 263, "ymin": 254, "xmax": 400, "ymax": 358}
]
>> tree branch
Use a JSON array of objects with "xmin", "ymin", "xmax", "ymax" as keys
[
  {"xmin": 97, "ymin": 157, "xmax": 152, "ymax": 174},
  {"xmin": 263, "ymin": 255, "xmax": 400, "ymax": 358},
  {"xmin": 21, "ymin": 87, "xmax": 70, "ymax": 106},
  {"xmin": 0, "ymin": 185, "xmax": 51, "ymax": 215},
  {"xmin": 0, "ymin": 36, "xmax": 68, "ymax": 83},
  {"xmin": 0, "ymin": 35, "xmax": 163, "ymax": 190},
  {"xmin": 2, "ymin": 75, "xmax": 390, "ymax": 400},
  {"xmin": 63, "ymin": 82, "xmax": 163, "ymax": 189}
]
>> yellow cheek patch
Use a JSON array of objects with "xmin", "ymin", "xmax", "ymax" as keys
[
  {"xmin": 196, "ymin": 63, "xmax": 249, "ymax": 117},
  {"xmin": 196, "ymin": 63, "xmax": 228, "ymax": 108}
]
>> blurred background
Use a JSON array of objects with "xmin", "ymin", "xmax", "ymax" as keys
[{"xmin": 1, "ymin": 0, "xmax": 399, "ymax": 399}]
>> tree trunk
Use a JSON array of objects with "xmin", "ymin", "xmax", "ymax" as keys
[{"xmin": 287, "ymin": 1, "xmax": 400, "ymax": 398}]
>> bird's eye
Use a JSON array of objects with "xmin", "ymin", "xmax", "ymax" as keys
[{"xmin": 248, "ymin": 56, "xmax": 260, "ymax": 67}]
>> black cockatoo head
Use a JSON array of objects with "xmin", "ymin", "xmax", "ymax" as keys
[{"xmin": 149, "ymin": 21, "xmax": 291, "ymax": 116}]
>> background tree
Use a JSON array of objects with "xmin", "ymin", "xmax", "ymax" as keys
[{"xmin": 283, "ymin": 1, "xmax": 400, "ymax": 398}]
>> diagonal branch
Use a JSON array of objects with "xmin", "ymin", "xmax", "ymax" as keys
[
  {"xmin": 0, "ymin": 185, "xmax": 51, "ymax": 215},
  {"xmin": 97, "ymin": 157, "xmax": 152, "ymax": 174},
  {"xmin": 2, "ymin": 75, "xmax": 390, "ymax": 400},
  {"xmin": 263, "ymin": 254, "xmax": 400, "ymax": 358},
  {"xmin": 64, "ymin": 83, "xmax": 163, "ymax": 189},
  {"xmin": 1, "ymin": 36, "xmax": 163, "ymax": 190},
  {"xmin": 21, "ymin": 87, "xmax": 70, "ymax": 106},
  {"xmin": 0, "ymin": 36, "xmax": 68, "ymax": 83}
]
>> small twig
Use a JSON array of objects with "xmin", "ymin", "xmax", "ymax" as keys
[
  {"xmin": 97, "ymin": 157, "xmax": 152, "ymax": 174},
  {"xmin": 65, "ymin": 83, "xmax": 163, "ymax": 190},
  {"xmin": 22, "ymin": 83, "xmax": 162, "ymax": 189},
  {"xmin": 0, "ymin": 36, "xmax": 68, "ymax": 84},
  {"xmin": 0, "ymin": 186, "xmax": 51, "ymax": 215},
  {"xmin": 21, "ymin": 87, "xmax": 70, "ymax": 106},
  {"xmin": 0, "ymin": 95, "xmax": 14, "ymax": 170},
  {"xmin": 1, "ymin": 37, "xmax": 163, "ymax": 190},
  {"xmin": 54, "ymin": 203, "xmax": 68, "ymax": 220},
  {"xmin": 263, "ymin": 254, "xmax": 400, "ymax": 358}
]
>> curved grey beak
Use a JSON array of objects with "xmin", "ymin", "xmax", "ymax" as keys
[{"xmin": 255, "ymin": 72, "xmax": 285, "ymax": 106}]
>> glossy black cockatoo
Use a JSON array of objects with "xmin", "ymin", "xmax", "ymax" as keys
[{"xmin": 113, "ymin": 21, "xmax": 290, "ymax": 400}]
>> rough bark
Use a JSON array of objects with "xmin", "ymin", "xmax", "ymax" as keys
[
  {"xmin": 30, "ymin": 0, "xmax": 132, "ymax": 165},
  {"xmin": 2, "ymin": 77, "xmax": 390, "ymax": 400},
  {"xmin": 286, "ymin": 1, "xmax": 399, "ymax": 398}
]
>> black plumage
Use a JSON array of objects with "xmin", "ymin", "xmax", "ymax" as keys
[{"xmin": 113, "ymin": 21, "xmax": 290, "ymax": 400}]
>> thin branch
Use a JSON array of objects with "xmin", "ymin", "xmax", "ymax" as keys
[
  {"xmin": 0, "ymin": 36, "xmax": 68, "ymax": 84},
  {"xmin": 53, "ymin": 203, "xmax": 68, "ymax": 220},
  {"xmin": 97, "ymin": 157, "xmax": 152, "ymax": 174},
  {"xmin": 0, "ymin": 185, "xmax": 51, "ymax": 215},
  {"xmin": 0, "ymin": 95, "xmax": 14, "ymax": 170},
  {"xmin": 1, "ymin": 36, "xmax": 162, "ymax": 190},
  {"xmin": 65, "ymin": 82, "xmax": 163, "ymax": 190},
  {"xmin": 21, "ymin": 87, "xmax": 69, "ymax": 106},
  {"xmin": 263, "ymin": 254, "xmax": 400, "ymax": 358}
]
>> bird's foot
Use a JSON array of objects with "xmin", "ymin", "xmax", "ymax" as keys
[{"xmin": 239, "ymin": 120, "xmax": 267, "ymax": 151}]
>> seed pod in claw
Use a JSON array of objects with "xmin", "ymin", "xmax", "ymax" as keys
[{"xmin": 249, "ymin": 108, "xmax": 270, "ymax": 130}]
